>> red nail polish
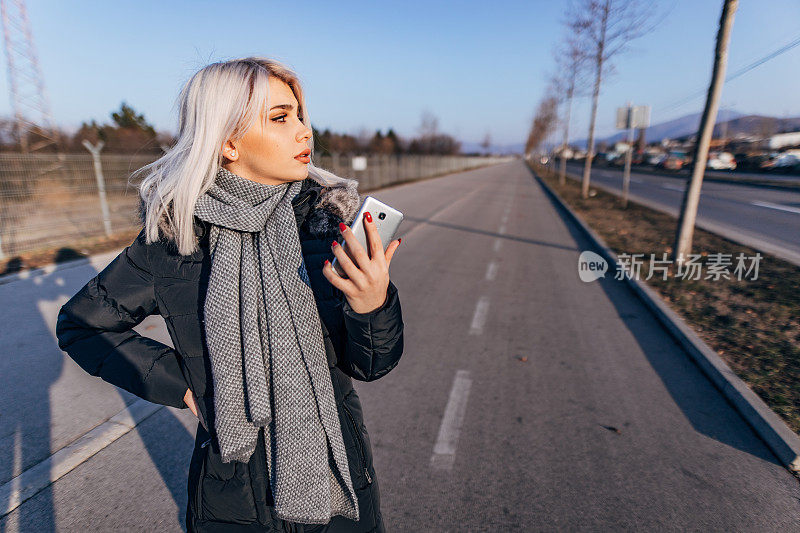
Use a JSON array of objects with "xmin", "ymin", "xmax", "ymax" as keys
[
  {"xmin": 332, "ymin": 240, "xmax": 338, "ymax": 247},
  {"xmin": 324, "ymin": 259, "xmax": 329, "ymax": 266},
  {"xmin": 364, "ymin": 211, "xmax": 372, "ymax": 223},
  {"xmin": 398, "ymin": 238, "xmax": 401, "ymax": 244},
  {"xmin": 339, "ymin": 222, "xmax": 347, "ymax": 232}
]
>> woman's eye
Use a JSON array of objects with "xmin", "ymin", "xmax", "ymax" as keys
[{"xmin": 272, "ymin": 114, "xmax": 287, "ymax": 123}]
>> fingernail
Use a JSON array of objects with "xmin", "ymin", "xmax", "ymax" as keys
[
  {"xmin": 364, "ymin": 211, "xmax": 372, "ymax": 223},
  {"xmin": 324, "ymin": 259, "xmax": 329, "ymax": 266},
  {"xmin": 332, "ymin": 240, "xmax": 338, "ymax": 247},
  {"xmin": 398, "ymin": 238, "xmax": 402, "ymax": 244},
  {"xmin": 339, "ymin": 222, "xmax": 347, "ymax": 232}
]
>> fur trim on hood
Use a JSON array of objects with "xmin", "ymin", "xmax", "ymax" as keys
[
  {"xmin": 303, "ymin": 176, "xmax": 362, "ymax": 238},
  {"xmin": 138, "ymin": 176, "xmax": 362, "ymax": 243},
  {"xmin": 313, "ymin": 177, "xmax": 361, "ymax": 226}
]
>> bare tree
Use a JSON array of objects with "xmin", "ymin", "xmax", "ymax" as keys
[
  {"xmin": 552, "ymin": 33, "xmax": 588, "ymax": 186},
  {"xmin": 410, "ymin": 111, "xmax": 461, "ymax": 155},
  {"xmin": 480, "ymin": 131, "xmax": 492, "ymax": 154},
  {"xmin": 673, "ymin": 0, "xmax": 738, "ymax": 266},
  {"xmin": 569, "ymin": 0, "xmax": 655, "ymax": 198},
  {"xmin": 525, "ymin": 95, "xmax": 559, "ymax": 158},
  {"xmin": 418, "ymin": 110, "xmax": 439, "ymax": 138}
]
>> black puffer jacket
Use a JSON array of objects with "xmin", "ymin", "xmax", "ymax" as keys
[{"xmin": 56, "ymin": 177, "xmax": 404, "ymax": 532}]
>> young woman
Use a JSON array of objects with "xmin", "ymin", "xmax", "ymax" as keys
[{"xmin": 56, "ymin": 57, "xmax": 404, "ymax": 533}]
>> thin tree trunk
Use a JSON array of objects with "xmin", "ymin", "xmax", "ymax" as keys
[
  {"xmin": 673, "ymin": 0, "xmax": 738, "ymax": 265},
  {"xmin": 581, "ymin": 61, "xmax": 602, "ymax": 198},
  {"xmin": 559, "ymin": 83, "xmax": 574, "ymax": 187},
  {"xmin": 581, "ymin": 0, "xmax": 610, "ymax": 199}
]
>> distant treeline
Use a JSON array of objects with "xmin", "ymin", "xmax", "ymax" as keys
[{"xmin": 1, "ymin": 102, "xmax": 463, "ymax": 156}]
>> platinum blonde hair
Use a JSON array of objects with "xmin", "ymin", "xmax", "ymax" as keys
[{"xmin": 133, "ymin": 56, "xmax": 353, "ymax": 255}]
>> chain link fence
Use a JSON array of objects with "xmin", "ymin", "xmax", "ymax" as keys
[{"xmin": 0, "ymin": 152, "xmax": 513, "ymax": 258}]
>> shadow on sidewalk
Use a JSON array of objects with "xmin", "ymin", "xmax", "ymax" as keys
[{"xmin": 0, "ymin": 247, "xmax": 193, "ymax": 532}]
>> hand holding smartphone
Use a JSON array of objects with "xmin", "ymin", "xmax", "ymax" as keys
[{"xmin": 332, "ymin": 196, "xmax": 403, "ymax": 278}]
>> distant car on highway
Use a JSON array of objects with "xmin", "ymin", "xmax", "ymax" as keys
[{"xmin": 707, "ymin": 151, "xmax": 736, "ymax": 170}]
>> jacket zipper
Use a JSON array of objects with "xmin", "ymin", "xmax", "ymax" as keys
[{"xmin": 342, "ymin": 403, "xmax": 372, "ymax": 484}]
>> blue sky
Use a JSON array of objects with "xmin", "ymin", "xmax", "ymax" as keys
[{"xmin": 5, "ymin": 0, "xmax": 799, "ymax": 148}]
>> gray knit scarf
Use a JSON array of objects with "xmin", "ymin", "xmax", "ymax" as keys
[{"xmin": 193, "ymin": 167, "xmax": 359, "ymax": 525}]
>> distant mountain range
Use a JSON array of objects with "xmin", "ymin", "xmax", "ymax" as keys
[
  {"xmin": 486, "ymin": 111, "xmax": 800, "ymax": 155},
  {"xmin": 572, "ymin": 111, "xmax": 800, "ymax": 149}
]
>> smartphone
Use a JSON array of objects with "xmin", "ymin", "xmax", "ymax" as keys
[{"xmin": 332, "ymin": 196, "xmax": 404, "ymax": 278}]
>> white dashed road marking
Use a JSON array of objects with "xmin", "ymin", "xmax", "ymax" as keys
[
  {"xmin": 469, "ymin": 296, "xmax": 490, "ymax": 335},
  {"xmin": 430, "ymin": 370, "xmax": 473, "ymax": 470},
  {"xmin": 485, "ymin": 261, "xmax": 498, "ymax": 281}
]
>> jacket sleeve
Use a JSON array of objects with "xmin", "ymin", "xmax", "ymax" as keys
[
  {"xmin": 338, "ymin": 279, "xmax": 404, "ymax": 382},
  {"xmin": 55, "ymin": 230, "xmax": 189, "ymax": 409}
]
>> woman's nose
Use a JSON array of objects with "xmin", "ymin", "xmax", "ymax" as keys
[{"xmin": 297, "ymin": 126, "xmax": 312, "ymax": 142}]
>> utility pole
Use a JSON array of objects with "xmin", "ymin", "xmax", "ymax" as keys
[
  {"xmin": 616, "ymin": 103, "xmax": 650, "ymax": 208},
  {"xmin": 622, "ymin": 104, "xmax": 634, "ymax": 208},
  {"xmin": 673, "ymin": 0, "xmax": 738, "ymax": 266}
]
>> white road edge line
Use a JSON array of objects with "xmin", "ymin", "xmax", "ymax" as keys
[
  {"xmin": 751, "ymin": 200, "xmax": 800, "ymax": 215},
  {"xmin": 469, "ymin": 296, "xmax": 490, "ymax": 335},
  {"xmin": 0, "ymin": 399, "xmax": 164, "ymax": 517},
  {"xmin": 430, "ymin": 369, "xmax": 473, "ymax": 470}
]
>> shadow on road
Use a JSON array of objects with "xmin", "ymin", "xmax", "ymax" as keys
[{"xmin": 533, "ymin": 177, "xmax": 783, "ymax": 469}]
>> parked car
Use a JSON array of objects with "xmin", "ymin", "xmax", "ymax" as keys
[
  {"xmin": 771, "ymin": 153, "xmax": 800, "ymax": 172},
  {"xmin": 607, "ymin": 152, "xmax": 626, "ymax": 166},
  {"xmin": 706, "ymin": 151, "xmax": 736, "ymax": 170},
  {"xmin": 647, "ymin": 153, "xmax": 667, "ymax": 166},
  {"xmin": 659, "ymin": 150, "xmax": 689, "ymax": 171},
  {"xmin": 734, "ymin": 152, "xmax": 768, "ymax": 171}
]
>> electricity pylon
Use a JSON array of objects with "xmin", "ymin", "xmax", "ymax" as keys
[{"xmin": 0, "ymin": 0, "xmax": 59, "ymax": 152}]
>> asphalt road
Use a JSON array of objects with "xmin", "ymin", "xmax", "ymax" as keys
[
  {"xmin": 564, "ymin": 161, "xmax": 800, "ymax": 266},
  {"xmin": 2, "ymin": 160, "xmax": 798, "ymax": 532}
]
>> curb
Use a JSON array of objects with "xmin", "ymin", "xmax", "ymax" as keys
[
  {"xmin": 528, "ymin": 165, "xmax": 800, "ymax": 475},
  {"xmin": 1, "ymin": 399, "xmax": 167, "ymax": 518},
  {"xmin": 0, "ymin": 249, "xmax": 123, "ymax": 286}
]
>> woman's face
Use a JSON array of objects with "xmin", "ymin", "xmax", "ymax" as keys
[{"xmin": 222, "ymin": 77, "xmax": 313, "ymax": 186}]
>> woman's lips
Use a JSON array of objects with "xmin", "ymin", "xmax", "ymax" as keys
[{"xmin": 294, "ymin": 154, "xmax": 310, "ymax": 163}]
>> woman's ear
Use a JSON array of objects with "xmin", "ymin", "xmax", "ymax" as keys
[{"xmin": 222, "ymin": 140, "xmax": 239, "ymax": 162}]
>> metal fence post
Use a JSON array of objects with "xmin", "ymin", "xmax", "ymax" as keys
[{"xmin": 82, "ymin": 140, "xmax": 112, "ymax": 236}]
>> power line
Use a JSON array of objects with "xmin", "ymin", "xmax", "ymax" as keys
[
  {"xmin": 725, "ymin": 35, "xmax": 800, "ymax": 82},
  {"xmin": 657, "ymin": 32, "xmax": 800, "ymax": 114}
]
